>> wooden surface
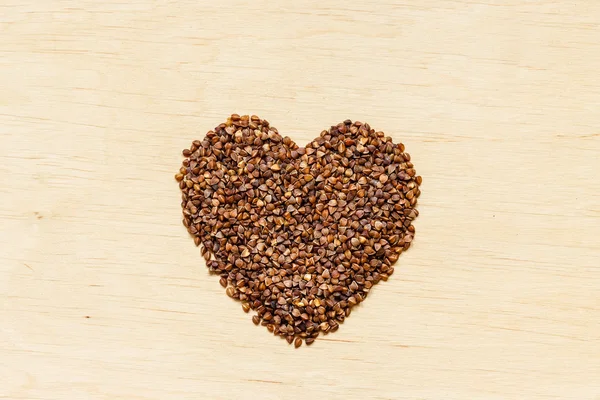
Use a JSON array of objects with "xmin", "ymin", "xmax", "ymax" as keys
[{"xmin": 1, "ymin": 1, "xmax": 599, "ymax": 399}]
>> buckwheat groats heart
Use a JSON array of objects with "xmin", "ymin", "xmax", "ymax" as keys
[{"xmin": 175, "ymin": 114, "xmax": 422, "ymax": 347}]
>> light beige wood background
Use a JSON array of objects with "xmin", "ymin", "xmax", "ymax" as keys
[{"xmin": 1, "ymin": 1, "xmax": 599, "ymax": 399}]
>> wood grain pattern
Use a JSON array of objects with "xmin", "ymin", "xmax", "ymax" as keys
[{"xmin": 1, "ymin": 1, "xmax": 599, "ymax": 399}]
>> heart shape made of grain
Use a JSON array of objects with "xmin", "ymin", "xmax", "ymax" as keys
[{"xmin": 176, "ymin": 115, "xmax": 421, "ymax": 347}]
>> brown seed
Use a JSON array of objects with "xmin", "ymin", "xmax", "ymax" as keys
[
  {"xmin": 177, "ymin": 116, "xmax": 420, "ymax": 346},
  {"xmin": 294, "ymin": 338, "xmax": 302, "ymax": 348}
]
